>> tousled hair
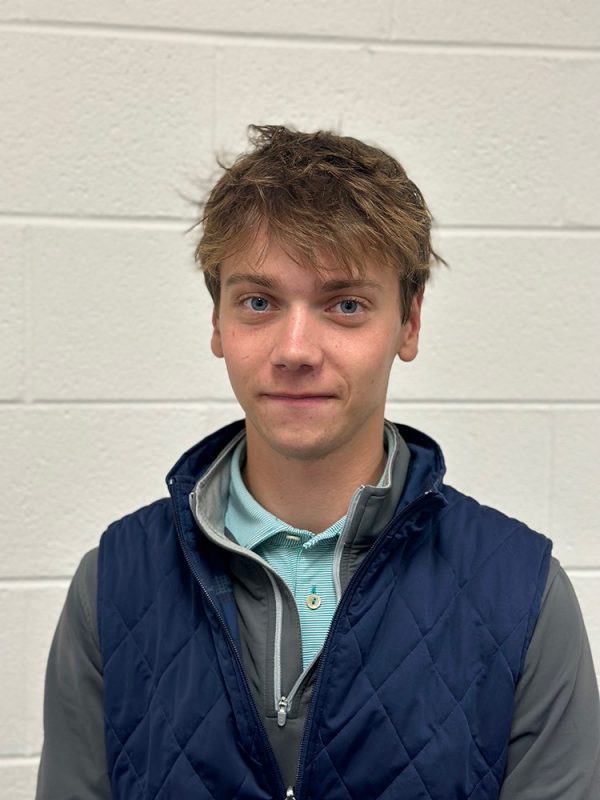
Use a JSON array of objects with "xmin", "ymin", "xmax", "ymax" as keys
[{"xmin": 195, "ymin": 125, "xmax": 444, "ymax": 323}]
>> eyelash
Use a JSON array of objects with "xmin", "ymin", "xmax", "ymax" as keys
[
  {"xmin": 240, "ymin": 295, "xmax": 366, "ymax": 315},
  {"xmin": 242, "ymin": 296, "xmax": 270, "ymax": 312},
  {"xmin": 332, "ymin": 298, "xmax": 364, "ymax": 315}
]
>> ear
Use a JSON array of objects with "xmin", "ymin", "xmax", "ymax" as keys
[
  {"xmin": 397, "ymin": 293, "xmax": 423, "ymax": 363},
  {"xmin": 210, "ymin": 307, "xmax": 224, "ymax": 358}
]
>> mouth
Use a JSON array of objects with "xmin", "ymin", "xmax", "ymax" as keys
[{"xmin": 263, "ymin": 393, "xmax": 336, "ymax": 405}]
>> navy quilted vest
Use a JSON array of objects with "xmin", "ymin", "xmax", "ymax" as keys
[{"xmin": 98, "ymin": 422, "xmax": 551, "ymax": 800}]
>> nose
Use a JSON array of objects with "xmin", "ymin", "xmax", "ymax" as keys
[{"xmin": 270, "ymin": 306, "xmax": 323, "ymax": 371}]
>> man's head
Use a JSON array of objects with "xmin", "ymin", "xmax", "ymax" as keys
[{"xmin": 196, "ymin": 125, "xmax": 442, "ymax": 324}]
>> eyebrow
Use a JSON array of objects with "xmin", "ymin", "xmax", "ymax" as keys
[
  {"xmin": 319, "ymin": 278, "xmax": 383, "ymax": 292},
  {"xmin": 224, "ymin": 273, "xmax": 276, "ymax": 290},
  {"xmin": 224, "ymin": 273, "xmax": 384, "ymax": 292}
]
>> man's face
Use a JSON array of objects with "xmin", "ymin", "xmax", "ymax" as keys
[{"xmin": 211, "ymin": 232, "xmax": 421, "ymax": 465}]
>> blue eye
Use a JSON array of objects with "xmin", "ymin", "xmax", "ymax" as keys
[
  {"xmin": 339, "ymin": 299, "xmax": 360, "ymax": 314},
  {"xmin": 247, "ymin": 296, "xmax": 269, "ymax": 311}
]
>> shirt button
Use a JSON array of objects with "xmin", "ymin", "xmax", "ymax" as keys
[{"xmin": 306, "ymin": 593, "xmax": 321, "ymax": 610}]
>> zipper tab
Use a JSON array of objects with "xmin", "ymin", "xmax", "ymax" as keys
[
  {"xmin": 285, "ymin": 788, "xmax": 296, "ymax": 800},
  {"xmin": 277, "ymin": 696, "xmax": 289, "ymax": 727}
]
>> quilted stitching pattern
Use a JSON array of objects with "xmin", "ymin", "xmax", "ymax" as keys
[
  {"xmin": 99, "ymin": 430, "xmax": 551, "ymax": 800},
  {"xmin": 101, "ymin": 500, "xmax": 275, "ymax": 800},
  {"xmin": 300, "ymin": 490, "xmax": 550, "ymax": 799}
]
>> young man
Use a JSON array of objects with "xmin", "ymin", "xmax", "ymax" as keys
[{"xmin": 37, "ymin": 126, "xmax": 599, "ymax": 799}]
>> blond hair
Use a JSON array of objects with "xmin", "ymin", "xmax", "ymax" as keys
[{"xmin": 196, "ymin": 125, "xmax": 443, "ymax": 322}]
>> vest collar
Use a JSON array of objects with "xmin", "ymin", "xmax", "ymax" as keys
[{"xmin": 168, "ymin": 420, "xmax": 446, "ymax": 552}]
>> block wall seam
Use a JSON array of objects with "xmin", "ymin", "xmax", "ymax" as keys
[
  {"xmin": 2, "ymin": 401, "xmax": 600, "ymax": 409},
  {"xmin": 3, "ymin": 216, "xmax": 600, "ymax": 236},
  {"xmin": 0, "ymin": 20, "xmax": 600, "ymax": 56}
]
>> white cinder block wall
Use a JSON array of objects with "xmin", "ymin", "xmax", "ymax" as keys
[{"xmin": 1, "ymin": 3, "xmax": 599, "ymax": 795}]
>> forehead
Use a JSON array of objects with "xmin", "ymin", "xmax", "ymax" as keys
[{"xmin": 220, "ymin": 230, "xmax": 397, "ymax": 295}]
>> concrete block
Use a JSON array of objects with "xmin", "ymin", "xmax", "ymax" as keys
[
  {"xmin": 0, "ymin": 761, "xmax": 39, "ymax": 800},
  {"xmin": 0, "ymin": 227, "xmax": 26, "ymax": 400},
  {"xmin": 0, "ymin": 402, "xmax": 242, "ymax": 577},
  {"xmin": 28, "ymin": 227, "xmax": 229, "ymax": 400},
  {"xmin": 216, "ymin": 46, "xmax": 600, "ymax": 227},
  {"xmin": 1, "ymin": 0, "xmax": 391, "ymax": 39},
  {"xmin": 3, "ymin": 1, "xmax": 597, "ymax": 47},
  {"xmin": 388, "ymin": 233, "xmax": 600, "ymax": 400},
  {"xmin": 390, "ymin": 1, "xmax": 600, "ymax": 47},
  {"xmin": 550, "ymin": 409, "xmax": 600, "ymax": 566},
  {"xmin": 558, "ymin": 59, "xmax": 600, "ymax": 227},
  {"xmin": 567, "ymin": 572, "xmax": 600, "ymax": 678},
  {"xmin": 359, "ymin": 52, "xmax": 599, "ymax": 228},
  {"xmin": 0, "ymin": 583, "xmax": 68, "ymax": 754},
  {"xmin": 215, "ymin": 45, "xmax": 371, "ymax": 158},
  {"xmin": 0, "ymin": 32, "xmax": 214, "ymax": 217},
  {"xmin": 386, "ymin": 404, "xmax": 552, "ymax": 534}
]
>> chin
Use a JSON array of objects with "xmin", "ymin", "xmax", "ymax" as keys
[{"xmin": 269, "ymin": 434, "xmax": 343, "ymax": 463}]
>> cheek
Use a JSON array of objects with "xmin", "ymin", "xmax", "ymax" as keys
[
  {"xmin": 359, "ymin": 334, "xmax": 400, "ymax": 368},
  {"xmin": 221, "ymin": 335, "xmax": 255, "ymax": 371},
  {"xmin": 354, "ymin": 338, "xmax": 399, "ymax": 387}
]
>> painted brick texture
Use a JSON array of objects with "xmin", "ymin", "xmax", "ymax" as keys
[{"xmin": 0, "ymin": 3, "xmax": 598, "ymax": 795}]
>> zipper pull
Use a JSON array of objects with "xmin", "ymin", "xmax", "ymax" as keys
[
  {"xmin": 277, "ymin": 696, "xmax": 289, "ymax": 727},
  {"xmin": 285, "ymin": 788, "xmax": 296, "ymax": 800}
]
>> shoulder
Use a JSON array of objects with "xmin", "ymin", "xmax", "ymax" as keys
[
  {"xmin": 437, "ymin": 484, "xmax": 552, "ymax": 564},
  {"xmin": 441, "ymin": 485, "xmax": 548, "ymax": 536},
  {"xmin": 68, "ymin": 499, "xmax": 175, "ymax": 631},
  {"xmin": 433, "ymin": 486, "xmax": 553, "ymax": 657},
  {"xmin": 102, "ymin": 496, "xmax": 173, "ymax": 538},
  {"xmin": 97, "ymin": 497, "xmax": 185, "ymax": 637},
  {"xmin": 99, "ymin": 497, "xmax": 175, "ymax": 562}
]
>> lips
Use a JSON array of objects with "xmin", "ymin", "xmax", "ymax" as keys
[
  {"xmin": 262, "ymin": 393, "xmax": 336, "ymax": 406},
  {"xmin": 265, "ymin": 393, "xmax": 334, "ymax": 399}
]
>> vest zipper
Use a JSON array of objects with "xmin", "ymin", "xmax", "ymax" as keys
[{"xmin": 168, "ymin": 477, "xmax": 286, "ymax": 800}]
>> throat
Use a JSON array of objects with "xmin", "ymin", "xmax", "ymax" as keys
[{"xmin": 243, "ymin": 448, "xmax": 387, "ymax": 533}]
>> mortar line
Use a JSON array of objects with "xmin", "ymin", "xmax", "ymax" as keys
[
  {"xmin": 0, "ymin": 755, "xmax": 41, "ymax": 765},
  {"xmin": 0, "ymin": 577, "xmax": 71, "ymax": 587},
  {"xmin": 0, "ymin": 213, "xmax": 193, "ymax": 230},
  {"xmin": 212, "ymin": 45, "xmax": 220, "ymax": 154},
  {"xmin": 562, "ymin": 568, "xmax": 600, "ymax": 578},
  {"xmin": 1, "ymin": 214, "xmax": 599, "ymax": 237},
  {"xmin": 0, "ymin": 398, "xmax": 598, "ymax": 409},
  {"xmin": 22, "ymin": 226, "xmax": 33, "ymax": 404},
  {"xmin": 1, "ymin": 20, "xmax": 599, "ymax": 57}
]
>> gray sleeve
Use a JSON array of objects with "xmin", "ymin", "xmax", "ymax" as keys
[
  {"xmin": 500, "ymin": 556, "xmax": 600, "ymax": 799},
  {"xmin": 36, "ymin": 548, "xmax": 112, "ymax": 800}
]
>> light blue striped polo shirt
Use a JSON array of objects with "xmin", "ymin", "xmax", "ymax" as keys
[{"xmin": 225, "ymin": 429, "xmax": 395, "ymax": 668}]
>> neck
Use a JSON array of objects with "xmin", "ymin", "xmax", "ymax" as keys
[{"xmin": 243, "ymin": 430, "xmax": 387, "ymax": 533}]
